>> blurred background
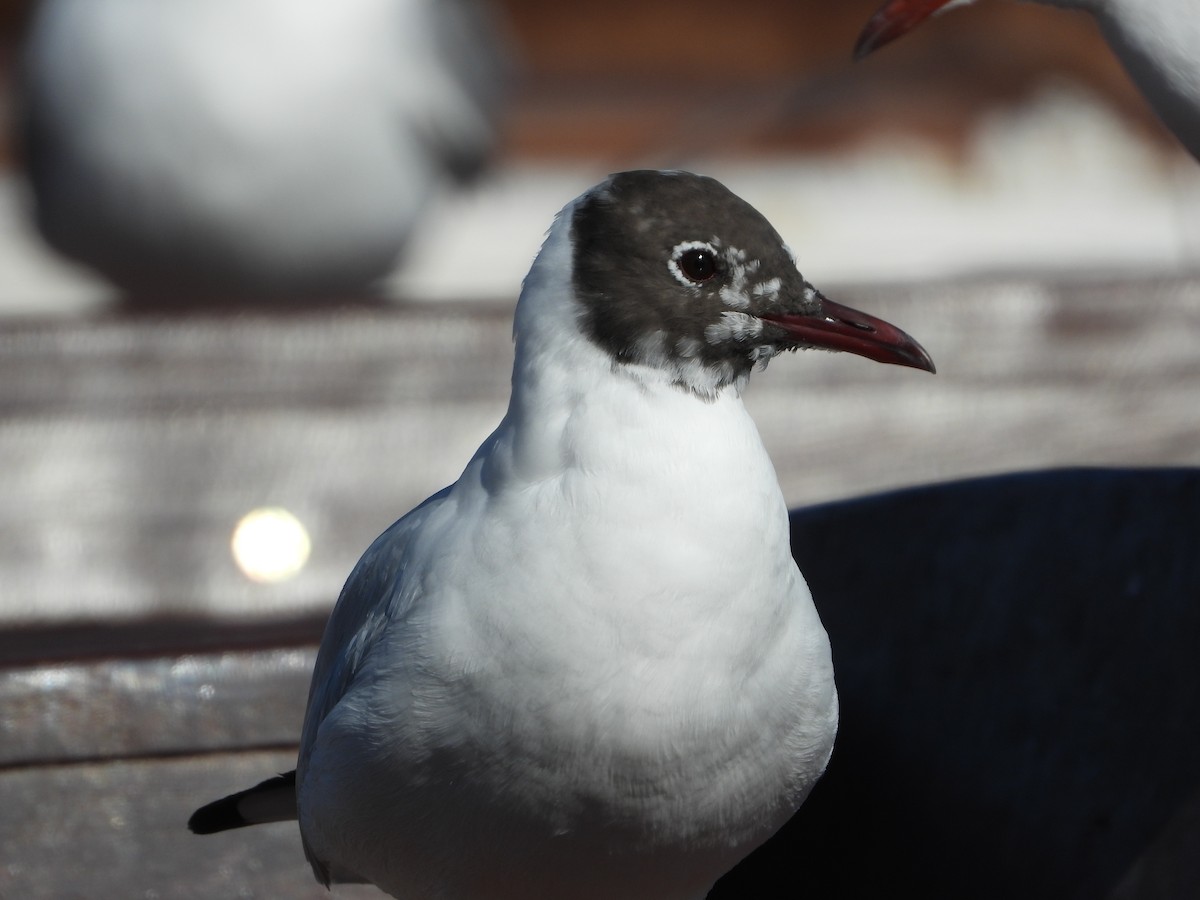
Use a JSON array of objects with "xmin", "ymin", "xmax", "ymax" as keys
[
  {"xmin": 0, "ymin": 0, "xmax": 1197, "ymax": 897},
  {"xmin": 1, "ymin": 0, "xmax": 1199, "ymax": 310}
]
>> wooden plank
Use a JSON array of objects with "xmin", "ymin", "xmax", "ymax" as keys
[
  {"xmin": 0, "ymin": 751, "xmax": 380, "ymax": 900},
  {"xmin": 1, "ymin": 279, "xmax": 1197, "ymax": 640},
  {"xmin": 0, "ymin": 649, "xmax": 313, "ymax": 766}
]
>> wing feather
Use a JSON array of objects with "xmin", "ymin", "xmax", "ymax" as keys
[
  {"xmin": 298, "ymin": 485, "xmax": 452, "ymax": 764},
  {"xmin": 296, "ymin": 485, "xmax": 452, "ymax": 885}
]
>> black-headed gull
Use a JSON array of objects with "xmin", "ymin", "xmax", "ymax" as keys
[
  {"xmin": 189, "ymin": 170, "xmax": 934, "ymax": 899},
  {"xmin": 19, "ymin": 0, "xmax": 507, "ymax": 301},
  {"xmin": 854, "ymin": 0, "xmax": 1200, "ymax": 161}
]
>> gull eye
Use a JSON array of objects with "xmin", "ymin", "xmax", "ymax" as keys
[
  {"xmin": 681, "ymin": 248, "xmax": 716, "ymax": 281},
  {"xmin": 669, "ymin": 241, "xmax": 719, "ymax": 286}
]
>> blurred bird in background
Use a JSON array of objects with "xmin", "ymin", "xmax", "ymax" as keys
[
  {"xmin": 17, "ymin": 0, "xmax": 510, "ymax": 305},
  {"xmin": 855, "ymin": 0, "xmax": 1200, "ymax": 162}
]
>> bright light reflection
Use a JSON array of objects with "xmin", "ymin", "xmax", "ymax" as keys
[{"xmin": 231, "ymin": 507, "xmax": 312, "ymax": 583}]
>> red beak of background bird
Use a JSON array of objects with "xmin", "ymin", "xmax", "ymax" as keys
[{"xmin": 854, "ymin": 0, "xmax": 962, "ymax": 59}]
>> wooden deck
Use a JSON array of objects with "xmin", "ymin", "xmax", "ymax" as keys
[{"xmin": 3, "ymin": 275, "xmax": 1198, "ymax": 626}]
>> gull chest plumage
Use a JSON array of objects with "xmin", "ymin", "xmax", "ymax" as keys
[
  {"xmin": 190, "ymin": 170, "xmax": 934, "ymax": 899},
  {"xmin": 856, "ymin": 0, "xmax": 1200, "ymax": 161}
]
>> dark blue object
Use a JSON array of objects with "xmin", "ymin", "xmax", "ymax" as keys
[{"xmin": 712, "ymin": 467, "xmax": 1200, "ymax": 898}]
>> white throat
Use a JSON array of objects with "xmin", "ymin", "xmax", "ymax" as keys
[{"xmin": 496, "ymin": 200, "xmax": 760, "ymax": 485}]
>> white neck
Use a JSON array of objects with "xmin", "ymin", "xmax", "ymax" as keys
[
  {"xmin": 485, "ymin": 202, "xmax": 753, "ymax": 486},
  {"xmin": 448, "ymin": 202, "xmax": 803, "ymax": 643}
]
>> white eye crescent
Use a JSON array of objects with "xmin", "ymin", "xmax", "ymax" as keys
[{"xmin": 668, "ymin": 241, "xmax": 719, "ymax": 286}]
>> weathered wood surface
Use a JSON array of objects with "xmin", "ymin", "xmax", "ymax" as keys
[
  {"xmin": 1, "ymin": 277, "xmax": 1198, "ymax": 897},
  {"xmin": 2, "ymin": 277, "xmax": 1197, "ymax": 635},
  {"xmin": 0, "ymin": 752, "xmax": 381, "ymax": 900}
]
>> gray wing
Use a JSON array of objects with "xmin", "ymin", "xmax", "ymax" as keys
[
  {"xmin": 296, "ymin": 485, "xmax": 452, "ymax": 886},
  {"xmin": 298, "ymin": 485, "xmax": 452, "ymax": 770}
]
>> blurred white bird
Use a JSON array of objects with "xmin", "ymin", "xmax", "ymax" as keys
[
  {"xmin": 189, "ymin": 170, "xmax": 935, "ymax": 899},
  {"xmin": 855, "ymin": 0, "xmax": 1200, "ymax": 161},
  {"xmin": 19, "ymin": 0, "xmax": 508, "ymax": 302}
]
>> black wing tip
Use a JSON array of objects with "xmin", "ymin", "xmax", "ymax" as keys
[
  {"xmin": 188, "ymin": 771, "xmax": 297, "ymax": 835},
  {"xmin": 188, "ymin": 795, "xmax": 249, "ymax": 834}
]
